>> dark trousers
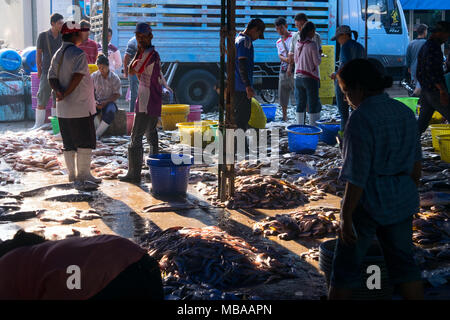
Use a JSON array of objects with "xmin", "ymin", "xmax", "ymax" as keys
[
  {"xmin": 418, "ymin": 89, "xmax": 450, "ymax": 134},
  {"xmin": 97, "ymin": 102, "xmax": 118, "ymax": 125},
  {"xmin": 90, "ymin": 254, "xmax": 164, "ymax": 300},
  {"xmin": 130, "ymin": 112, "xmax": 159, "ymax": 154},
  {"xmin": 336, "ymin": 80, "xmax": 350, "ymax": 131},
  {"xmin": 58, "ymin": 115, "xmax": 96, "ymax": 152},
  {"xmin": 295, "ymin": 77, "xmax": 322, "ymax": 113},
  {"xmin": 234, "ymin": 91, "xmax": 251, "ymax": 131}
]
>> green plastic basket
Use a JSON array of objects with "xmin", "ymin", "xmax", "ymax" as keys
[
  {"xmin": 394, "ymin": 97, "xmax": 419, "ymax": 114},
  {"xmin": 48, "ymin": 116, "xmax": 60, "ymax": 135}
]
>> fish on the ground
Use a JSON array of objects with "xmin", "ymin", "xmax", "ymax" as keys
[
  {"xmin": 0, "ymin": 210, "xmax": 44, "ymax": 222},
  {"xmin": 25, "ymin": 225, "xmax": 101, "ymax": 240},
  {"xmin": 44, "ymin": 192, "xmax": 94, "ymax": 202}
]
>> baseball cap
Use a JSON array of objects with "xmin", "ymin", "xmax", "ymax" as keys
[
  {"xmin": 61, "ymin": 21, "xmax": 89, "ymax": 35},
  {"xmin": 331, "ymin": 25, "xmax": 352, "ymax": 41},
  {"xmin": 135, "ymin": 22, "xmax": 152, "ymax": 35},
  {"xmin": 247, "ymin": 18, "xmax": 265, "ymax": 39}
]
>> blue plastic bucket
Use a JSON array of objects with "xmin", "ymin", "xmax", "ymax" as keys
[
  {"xmin": 0, "ymin": 49, "xmax": 22, "ymax": 72},
  {"xmin": 21, "ymin": 47, "xmax": 37, "ymax": 74},
  {"xmin": 286, "ymin": 125, "xmax": 322, "ymax": 154},
  {"xmin": 316, "ymin": 120, "xmax": 341, "ymax": 145},
  {"xmin": 147, "ymin": 154, "xmax": 193, "ymax": 195},
  {"xmin": 261, "ymin": 104, "xmax": 277, "ymax": 122}
]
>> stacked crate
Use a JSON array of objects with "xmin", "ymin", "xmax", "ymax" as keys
[{"xmin": 319, "ymin": 45, "xmax": 335, "ymax": 105}]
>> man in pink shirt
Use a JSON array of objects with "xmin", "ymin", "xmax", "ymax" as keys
[
  {"xmin": 78, "ymin": 20, "xmax": 99, "ymax": 64},
  {"xmin": 0, "ymin": 230, "xmax": 163, "ymax": 300}
]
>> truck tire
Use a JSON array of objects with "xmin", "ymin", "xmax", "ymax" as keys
[
  {"xmin": 260, "ymin": 89, "xmax": 277, "ymax": 104},
  {"xmin": 175, "ymin": 69, "xmax": 218, "ymax": 112}
]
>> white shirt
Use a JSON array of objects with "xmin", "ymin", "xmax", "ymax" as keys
[
  {"xmin": 276, "ymin": 32, "xmax": 293, "ymax": 72},
  {"xmin": 48, "ymin": 42, "xmax": 96, "ymax": 118},
  {"xmin": 91, "ymin": 70, "xmax": 122, "ymax": 103}
]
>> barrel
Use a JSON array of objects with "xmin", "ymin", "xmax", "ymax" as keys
[
  {"xmin": 21, "ymin": 47, "xmax": 37, "ymax": 74},
  {"xmin": 0, "ymin": 79, "xmax": 25, "ymax": 121},
  {"xmin": 0, "ymin": 49, "xmax": 22, "ymax": 73},
  {"xmin": 319, "ymin": 239, "xmax": 394, "ymax": 300}
]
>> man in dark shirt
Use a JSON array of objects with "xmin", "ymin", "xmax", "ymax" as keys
[
  {"xmin": 31, "ymin": 13, "xmax": 63, "ymax": 130},
  {"xmin": 416, "ymin": 21, "xmax": 450, "ymax": 134}
]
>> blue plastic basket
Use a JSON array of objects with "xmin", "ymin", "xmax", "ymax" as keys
[
  {"xmin": 147, "ymin": 154, "xmax": 193, "ymax": 195},
  {"xmin": 261, "ymin": 104, "xmax": 277, "ymax": 122},
  {"xmin": 316, "ymin": 120, "xmax": 341, "ymax": 145},
  {"xmin": 286, "ymin": 125, "xmax": 322, "ymax": 154}
]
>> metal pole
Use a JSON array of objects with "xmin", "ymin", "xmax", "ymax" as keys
[
  {"xmin": 102, "ymin": 0, "xmax": 109, "ymax": 55},
  {"xmin": 218, "ymin": 0, "xmax": 226, "ymax": 200},
  {"xmin": 365, "ymin": 0, "xmax": 368, "ymax": 56}
]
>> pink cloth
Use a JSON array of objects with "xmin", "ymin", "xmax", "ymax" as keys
[
  {"xmin": 294, "ymin": 38, "xmax": 321, "ymax": 80},
  {"xmin": 78, "ymin": 39, "xmax": 99, "ymax": 64},
  {"xmin": 0, "ymin": 235, "xmax": 146, "ymax": 300}
]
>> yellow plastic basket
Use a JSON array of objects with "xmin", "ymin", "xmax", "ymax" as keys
[
  {"xmin": 437, "ymin": 134, "xmax": 450, "ymax": 163},
  {"xmin": 176, "ymin": 121, "xmax": 217, "ymax": 146},
  {"xmin": 88, "ymin": 64, "xmax": 98, "ymax": 74},
  {"xmin": 430, "ymin": 124, "xmax": 450, "ymax": 151},
  {"xmin": 161, "ymin": 104, "xmax": 190, "ymax": 131},
  {"xmin": 417, "ymin": 106, "xmax": 444, "ymax": 124}
]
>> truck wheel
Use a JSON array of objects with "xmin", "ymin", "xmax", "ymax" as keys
[
  {"xmin": 260, "ymin": 89, "xmax": 277, "ymax": 104},
  {"xmin": 175, "ymin": 69, "xmax": 218, "ymax": 112}
]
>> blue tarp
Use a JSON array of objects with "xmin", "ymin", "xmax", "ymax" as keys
[{"xmin": 400, "ymin": 0, "xmax": 450, "ymax": 10}]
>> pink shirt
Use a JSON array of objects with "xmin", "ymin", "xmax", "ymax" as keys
[
  {"xmin": 294, "ymin": 38, "xmax": 321, "ymax": 80},
  {"xmin": 78, "ymin": 39, "xmax": 99, "ymax": 64},
  {"xmin": 0, "ymin": 235, "xmax": 146, "ymax": 300}
]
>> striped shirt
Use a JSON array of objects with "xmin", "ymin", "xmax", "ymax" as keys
[{"xmin": 339, "ymin": 93, "xmax": 422, "ymax": 225}]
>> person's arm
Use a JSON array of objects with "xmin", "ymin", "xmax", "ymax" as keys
[
  {"xmin": 160, "ymin": 71, "xmax": 172, "ymax": 92},
  {"xmin": 36, "ymin": 49, "xmax": 43, "ymax": 78},
  {"xmin": 311, "ymin": 42, "xmax": 321, "ymax": 67},
  {"xmin": 279, "ymin": 55, "xmax": 290, "ymax": 63},
  {"xmin": 238, "ymin": 57, "xmax": 254, "ymax": 99},
  {"xmin": 114, "ymin": 50, "xmax": 123, "ymax": 72},
  {"xmin": 123, "ymin": 54, "xmax": 131, "ymax": 77},
  {"xmin": 340, "ymin": 182, "xmax": 364, "ymax": 245}
]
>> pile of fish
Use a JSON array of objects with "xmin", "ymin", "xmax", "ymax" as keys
[
  {"xmin": 197, "ymin": 176, "xmax": 309, "ymax": 209},
  {"xmin": 413, "ymin": 209, "xmax": 450, "ymax": 245},
  {"xmin": 0, "ymin": 171, "xmax": 17, "ymax": 185},
  {"xmin": 140, "ymin": 225, "xmax": 294, "ymax": 290},
  {"xmin": 24, "ymin": 224, "xmax": 101, "ymax": 240},
  {"xmin": 162, "ymin": 276, "xmax": 261, "ymax": 300},
  {"xmin": 300, "ymin": 248, "xmax": 321, "ymax": 262},
  {"xmin": 253, "ymin": 207, "xmax": 341, "ymax": 240},
  {"xmin": 91, "ymin": 156, "xmax": 128, "ymax": 180},
  {"xmin": 0, "ymin": 131, "xmax": 64, "ymax": 174},
  {"xmin": 414, "ymin": 244, "xmax": 450, "ymax": 270},
  {"xmin": 38, "ymin": 208, "xmax": 101, "ymax": 224}
]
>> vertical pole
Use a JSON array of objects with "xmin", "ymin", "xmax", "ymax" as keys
[
  {"xmin": 218, "ymin": 0, "xmax": 226, "ymax": 200},
  {"xmin": 409, "ymin": 10, "xmax": 413, "ymax": 41},
  {"xmin": 365, "ymin": 0, "xmax": 368, "ymax": 57},
  {"xmin": 102, "ymin": 0, "xmax": 109, "ymax": 55}
]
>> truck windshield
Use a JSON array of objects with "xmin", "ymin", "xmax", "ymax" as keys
[{"xmin": 360, "ymin": 0, "xmax": 403, "ymax": 34}]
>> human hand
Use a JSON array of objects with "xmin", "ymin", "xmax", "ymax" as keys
[
  {"xmin": 96, "ymin": 103, "xmax": 105, "ymax": 110},
  {"xmin": 339, "ymin": 219, "xmax": 357, "ymax": 246},
  {"xmin": 55, "ymin": 91, "xmax": 64, "ymax": 101},
  {"xmin": 330, "ymin": 73, "xmax": 336, "ymax": 80},
  {"xmin": 246, "ymin": 86, "xmax": 255, "ymax": 100}
]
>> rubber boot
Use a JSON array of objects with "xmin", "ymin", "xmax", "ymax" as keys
[
  {"xmin": 308, "ymin": 112, "xmax": 321, "ymax": 126},
  {"xmin": 31, "ymin": 108, "xmax": 46, "ymax": 130},
  {"xmin": 119, "ymin": 147, "xmax": 143, "ymax": 184},
  {"xmin": 96, "ymin": 121, "xmax": 110, "ymax": 139},
  {"xmin": 296, "ymin": 112, "xmax": 305, "ymax": 125},
  {"xmin": 63, "ymin": 151, "xmax": 76, "ymax": 182},
  {"xmin": 76, "ymin": 148, "xmax": 102, "ymax": 184},
  {"xmin": 94, "ymin": 115, "xmax": 101, "ymax": 130}
]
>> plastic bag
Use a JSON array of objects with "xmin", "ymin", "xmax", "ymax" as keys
[{"xmin": 248, "ymin": 98, "xmax": 267, "ymax": 129}]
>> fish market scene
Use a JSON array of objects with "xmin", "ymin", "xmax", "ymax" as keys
[{"xmin": 1, "ymin": 0, "xmax": 450, "ymax": 307}]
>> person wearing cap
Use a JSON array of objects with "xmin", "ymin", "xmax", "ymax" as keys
[
  {"xmin": 48, "ymin": 21, "xmax": 101, "ymax": 184},
  {"xmin": 330, "ymin": 25, "xmax": 365, "ymax": 133},
  {"xmin": 98, "ymin": 28, "xmax": 123, "ymax": 75},
  {"xmin": 234, "ymin": 18, "xmax": 265, "ymax": 132},
  {"xmin": 288, "ymin": 13, "xmax": 322, "ymax": 124},
  {"xmin": 119, "ymin": 23, "xmax": 163, "ymax": 184},
  {"xmin": 275, "ymin": 17, "xmax": 294, "ymax": 122},
  {"xmin": 416, "ymin": 21, "xmax": 450, "ymax": 135},
  {"xmin": 78, "ymin": 20, "xmax": 100, "ymax": 64},
  {"xmin": 31, "ymin": 13, "xmax": 64, "ymax": 130},
  {"xmin": 406, "ymin": 24, "xmax": 428, "ymax": 96},
  {"xmin": 91, "ymin": 54, "xmax": 122, "ymax": 139}
]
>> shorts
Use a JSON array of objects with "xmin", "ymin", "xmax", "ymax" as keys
[
  {"xmin": 58, "ymin": 116, "xmax": 97, "ymax": 152},
  {"xmin": 330, "ymin": 205, "xmax": 422, "ymax": 289},
  {"xmin": 278, "ymin": 72, "xmax": 294, "ymax": 107},
  {"xmin": 37, "ymin": 73, "xmax": 56, "ymax": 107}
]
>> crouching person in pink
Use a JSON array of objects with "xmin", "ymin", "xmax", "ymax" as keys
[
  {"xmin": 120, "ymin": 23, "xmax": 162, "ymax": 184},
  {"xmin": 48, "ymin": 21, "xmax": 101, "ymax": 184}
]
